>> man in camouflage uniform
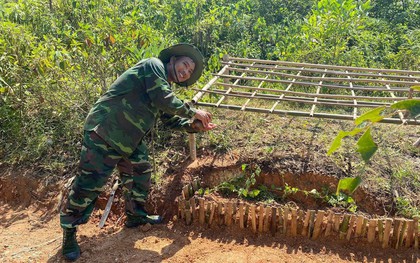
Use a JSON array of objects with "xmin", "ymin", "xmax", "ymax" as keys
[{"xmin": 60, "ymin": 44, "xmax": 216, "ymax": 261}]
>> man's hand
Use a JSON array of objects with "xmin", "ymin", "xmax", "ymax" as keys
[
  {"xmin": 194, "ymin": 109, "xmax": 212, "ymax": 128},
  {"xmin": 191, "ymin": 119, "xmax": 217, "ymax": 132}
]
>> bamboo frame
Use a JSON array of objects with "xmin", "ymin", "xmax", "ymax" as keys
[{"xmin": 191, "ymin": 56, "xmax": 420, "ymax": 126}]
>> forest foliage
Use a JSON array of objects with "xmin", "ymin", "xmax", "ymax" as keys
[{"xmin": 1, "ymin": 0, "xmax": 420, "ymax": 166}]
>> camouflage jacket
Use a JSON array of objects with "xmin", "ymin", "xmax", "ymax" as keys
[{"xmin": 84, "ymin": 57, "xmax": 197, "ymax": 156}]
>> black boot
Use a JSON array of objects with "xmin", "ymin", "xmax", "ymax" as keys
[
  {"xmin": 62, "ymin": 227, "xmax": 81, "ymax": 261},
  {"xmin": 124, "ymin": 214, "xmax": 163, "ymax": 228}
]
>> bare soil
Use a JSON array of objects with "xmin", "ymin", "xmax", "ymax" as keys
[{"xmin": 0, "ymin": 154, "xmax": 419, "ymax": 263}]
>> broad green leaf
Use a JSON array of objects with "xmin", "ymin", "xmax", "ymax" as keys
[
  {"xmin": 327, "ymin": 128, "xmax": 364, "ymax": 155},
  {"xmin": 411, "ymin": 86, "xmax": 420, "ymax": 91},
  {"xmin": 354, "ymin": 106, "xmax": 386, "ymax": 126},
  {"xmin": 357, "ymin": 127, "xmax": 378, "ymax": 162},
  {"xmin": 391, "ymin": 99, "xmax": 420, "ymax": 119},
  {"xmin": 336, "ymin": 176, "xmax": 362, "ymax": 195}
]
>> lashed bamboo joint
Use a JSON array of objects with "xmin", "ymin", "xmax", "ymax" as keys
[{"xmin": 176, "ymin": 180, "xmax": 420, "ymax": 250}]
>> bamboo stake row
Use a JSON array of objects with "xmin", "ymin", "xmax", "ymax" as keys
[{"xmin": 177, "ymin": 183, "xmax": 419, "ymax": 250}]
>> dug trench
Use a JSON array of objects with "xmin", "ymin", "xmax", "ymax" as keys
[{"xmin": 0, "ymin": 155, "xmax": 418, "ymax": 262}]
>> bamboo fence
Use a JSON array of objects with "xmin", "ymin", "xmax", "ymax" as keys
[
  {"xmin": 177, "ymin": 180, "xmax": 419, "ymax": 250},
  {"xmin": 192, "ymin": 56, "xmax": 420, "ymax": 125}
]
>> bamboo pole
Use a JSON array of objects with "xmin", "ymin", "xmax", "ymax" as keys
[
  {"xmin": 312, "ymin": 210, "xmax": 325, "ymax": 240},
  {"xmin": 361, "ymin": 218, "xmax": 368, "ymax": 237},
  {"xmin": 333, "ymin": 213, "xmax": 341, "ymax": 233},
  {"xmin": 398, "ymin": 220, "xmax": 408, "ymax": 249},
  {"xmin": 264, "ymin": 206, "xmax": 271, "ymax": 232},
  {"xmin": 213, "ymin": 74, "xmax": 417, "ymax": 93},
  {"xmin": 185, "ymin": 200, "xmax": 192, "ymax": 225},
  {"xmin": 278, "ymin": 208, "xmax": 284, "ymax": 234},
  {"xmin": 308, "ymin": 210, "xmax": 316, "ymax": 238},
  {"xmin": 378, "ymin": 219, "xmax": 384, "ymax": 242},
  {"xmin": 190, "ymin": 197, "xmax": 197, "ymax": 220},
  {"xmin": 325, "ymin": 212, "xmax": 334, "ymax": 237},
  {"xmin": 302, "ymin": 210, "xmax": 311, "ymax": 237},
  {"xmin": 346, "ymin": 215, "xmax": 356, "ymax": 241},
  {"xmin": 226, "ymin": 202, "xmax": 233, "ymax": 226},
  {"xmin": 225, "ymin": 56, "xmax": 420, "ymax": 76},
  {"xmin": 206, "ymin": 202, "xmax": 211, "ymax": 224},
  {"xmin": 392, "ymin": 219, "xmax": 402, "ymax": 249},
  {"xmin": 224, "ymin": 66, "xmax": 420, "ymax": 85},
  {"xmin": 218, "ymin": 203, "xmax": 223, "ymax": 225},
  {"xmin": 283, "ymin": 208, "xmax": 289, "ymax": 235},
  {"xmin": 209, "ymin": 202, "xmax": 216, "ymax": 226},
  {"xmin": 406, "ymin": 219, "xmax": 414, "ymax": 248},
  {"xmin": 258, "ymin": 204, "xmax": 264, "ymax": 233},
  {"xmin": 191, "ymin": 64, "xmax": 230, "ymax": 103},
  {"xmin": 195, "ymin": 102, "xmax": 419, "ymax": 125},
  {"xmin": 270, "ymin": 206, "xmax": 277, "ymax": 236},
  {"xmin": 188, "ymin": 133, "xmax": 196, "ymax": 161},
  {"xmin": 222, "ymin": 61, "xmax": 420, "ymax": 81},
  {"xmin": 244, "ymin": 205, "xmax": 249, "ymax": 228},
  {"xmin": 250, "ymin": 205, "xmax": 257, "ymax": 233},
  {"xmin": 238, "ymin": 203, "xmax": 245, "ymax": 229},
  {"xmin": 197, "ymin": 88, "xmax": 390, "ymax": 108},
  {"xmin": 382, "ymin": 219, "xmax": 393, "ymax": 248},
  {"xmin": 339, "ymin": 214, "xmax": 351, "ymax": 240},
  {"xmin": 199, "ymin": 198, "xmax": 205, "ymax": 225},
  {"xmin": 215, "ymin": 82, "xmax": 416, "ymax": 100},
  {"xmin": 298, "ymin": 210, "xmax": 304, "ymax": 232},
  {"xmin": 179, "ymin": 197, "xmax": 185, "ymax": 220},
  {"xmin": 367, "ymin": 219, "xmax": 377, "ymax": 243},
  {"xmin": 355, "ymin": 215, "xmax": 364, "ymax": 238},
  {"xmin": 414, "ymin": 217, "xmax": 419, "ymax": 249},
  {"xmin": 291, "ymin": 209, "xmax": 298, "ymax": 237},
  {"xmin": 182, "ymin": 185, "xmax": 189, "ymax": 200}
]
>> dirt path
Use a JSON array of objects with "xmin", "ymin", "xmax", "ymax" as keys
[{"xmin": 1, "ymin": 204, "xmax": 418, "ymax": 263}]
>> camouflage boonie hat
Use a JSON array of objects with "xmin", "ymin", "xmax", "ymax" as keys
[{"xmin": 158, "ymin": 43, "xmax": 204, "ymax": 86}]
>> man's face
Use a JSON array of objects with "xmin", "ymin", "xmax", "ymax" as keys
[{"xmin": 173, "ymin": 56, "xmax": 195, "ymax": 83}]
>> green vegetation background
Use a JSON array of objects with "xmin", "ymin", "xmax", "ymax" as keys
[{"xmin": 1, "ymin": 0, "xmax": 420, "ymax": 168}]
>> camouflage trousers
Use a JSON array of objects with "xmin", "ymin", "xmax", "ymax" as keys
[{"xmin": 60, "ymin": 131, "xmax": 153, "ymax": 229}]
